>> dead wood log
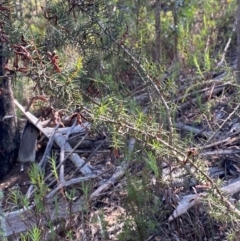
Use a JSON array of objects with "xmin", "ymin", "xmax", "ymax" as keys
[
  {"xmin": 90, "ymin": 137, "xmax": 136, "ymax": 200},
  {"xmin": 18, "ymin": 121, "xmax": 39, "ymax": 171},
  {"xmin": 5, "ymin": 197, "xmax": 85, "ymax": 240},
  {"xmin": 14, "ymin": 99, "xmax": 90, "ymax": 137},
  {"xmin": 14, "ymin": 99, "xmax": 92, "ymax": 176},
  {"xmin": 40, "ymin": 137, "xmax": 111, "ymax": 150},
  {"xmin": 4, "ymin": 138, "xmax": 136, "ymax": 239},
  {"xmin": 53, "ymin": 133, "xmax": 93, "ymax": 175},
  {"xmin": 169, "ymin": 178, "xmax": 240, "ymax": 221}
]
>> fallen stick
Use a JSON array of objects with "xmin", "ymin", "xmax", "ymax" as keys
[
  {"xmin": 179, "ymin": 86, "xmax": 226, "ymax": 111},
  {"xmin": 90, "ymin": 165, "xmax": 127, "ymax": 200},
  {"xmin": 4, "ymin": 197, "xmax": 85, "ymax": 240},
  {"xmin": 26, "ymin": 124, "xmax": 60, "ymax": 199},
  {"xmin": 174, "ymin": 122, "xmax": 213, "ymax": 138},
  {"xmin": 201, "ymin": 136, "xmax": 239, "ymax": 149},
  {"xmin": 203, "ymin": 104, "xmax": 240, "ymax": 147},
  {"xmin": 54, "ymin": 133, "xmax": 93, "ymax": 175},
  {"xmin": 14, "ymin": 99, "xmax": 89, "ymax": 137},
  {"xmin": 200, "ymin": 149, "xmax": 240, "ymax": 156},
  {"xmin": 14, "ymin": 99, "xmax": 92, "ymax": 176},
  {"xmin": 90, "ymin": 137, "xmax": 136, "ymax": 200},
  {"xmin": 169, "ymin": 178, "xmax": 240, "ymax": 221},
  {"xmin": 46, "ymin": 139, "xmax": 108, "ymax": 199},
  {"xmin": 59, "ymin": 120, "xmax": 77, "ymax": 183},
  {"xmin": 46, "ymin": 175, "xmax": 97, "ymax": 199}
]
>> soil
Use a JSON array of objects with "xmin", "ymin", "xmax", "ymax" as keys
[{"xmin": 0, "ymin": 161, "xmax": 32, "ymax": 210}]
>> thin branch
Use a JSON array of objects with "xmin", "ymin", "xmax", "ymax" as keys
[
  {"xmin": 87, "ymin": 13, "xmax": 173, "ymax": 145},
  {"xmin": 217, "ymin": 20, "xmax": 236, "ymax": 67},
  {"xmin": 202, "ymin": 104, "xmax": 240, "ymax": 148}
]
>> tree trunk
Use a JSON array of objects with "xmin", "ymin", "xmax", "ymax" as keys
[
  {"xmin": 173, "ymin": 3, "xmax": 178, "ymax": 61},
  {"xmin": 237, "ymin": 0, "xmax": 240, "ymax": 84},
  {"xmin": 0, "ymin": 44, "xmax": 18, "ymax": 179},
  {"xmin": 154, "ymin": 0, "xmax": 161, "ymax": 63}
]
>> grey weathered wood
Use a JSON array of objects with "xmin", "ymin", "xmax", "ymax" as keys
[
  {"xmin": 90, "ymin": 138, "xmax": 135, "ymax": 200},
  {"xmin": 169, "ymin": 178, "xmax": 240, "ymax": 221},
  {"xmin": 5, "ymin": 198, "xmax": 85, "ymax": 240},
  {"xmin": 174, "ymin": 122, "xmax": 213, "ymax": 138},
  {"xmin": 54, "ymin": 133, "xmax": 92, "ymax": 175},
  {"xmin": 18, "ymin": 121, "xmax": 39, "ymax": 171},
  {"xmin": 7, "ymin": 101, "xmax": 134, "ymax": 240},
  {"xmin": 14, "ymin": 99, "xmax": 89, "ymax": 137},
  {"xmin": 14, "ymin": 99, "xmax": 93, "ymax": 175}
]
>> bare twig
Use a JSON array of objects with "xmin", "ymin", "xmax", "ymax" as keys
[
  {"xmin": 89, "ymin": 15, "xmax": 173, "ymax": 145},
  {"xmin": 202, "ymin": 104, "xmax": 240, "ymax": 148},
  {"xmin": 217, "ymin": 20, "xmax": 236, "ymax": 67},
  {"xmin": 174, "ymin": 122, "xmax": 213, "ymax": 138},
  {"xmin": 90, "ymin": 137, "xmax": 135, "ymax": 200},
  {"xmin": 46, "ymin": 175, "xmax": 96, "ymax": 199},
  {"xmin": 200, "ymin": 149, "xmax": 240, "ymax": 156},
  {"xmin": 179, "ymin": 85, "xmax": 226, "ymax": 111}
]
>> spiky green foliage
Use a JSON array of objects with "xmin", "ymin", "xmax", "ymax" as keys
[
  {"xmin": 40, "ymin": 0, "xmax": 126, "ymax": 95},
  {"xmin": 2, "ymin": 0, "xmax": 240, "ymax": 240}
]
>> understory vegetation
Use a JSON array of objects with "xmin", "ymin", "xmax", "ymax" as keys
[{"xmin": 1, "ymin": 0, "xmax": 240, "ymax": 240}]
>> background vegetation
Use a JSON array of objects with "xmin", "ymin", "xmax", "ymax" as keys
[{"xmin": 1, "ymin": 0, "xmax": 240, "ymax": 240}]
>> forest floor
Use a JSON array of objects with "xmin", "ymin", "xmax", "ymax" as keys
[{"xmin": 1, "ymin": 54, "xmax": 240, "ymax": 241}]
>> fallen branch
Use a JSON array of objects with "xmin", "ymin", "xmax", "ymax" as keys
[
  {"xmin": 90, "ymin": 165, "xmax": 127, "ymax": 200},
  {"xmin": 14, "ymin": 99, "xmax": 93, "ymax": 176},
  {"xmin": 54, "ymin": 133, "xmax": 93, "ymax": 175},
  {"xmin": 179, "ymin": 85, "xmax": 227, "ymax": 111},
  {"xmin": 5, "ymin": 197, "xmax": 85, "ymax": 240},
  {"xmin": 46, "ymin": 175, "xmax": 97, "ymax": 199},
  {"xmin": 200, "ymin": 149, "xmax": 240, "ymax": 156},
  {"xmin": 4, "ymin": 135, "xmax": 135, "ymax": 239},
  {"xmin": 90, "ymin": 137, "xmax": 136, "ymax": 200},
  {"xmin": 14, "ymin": 99, "xmax": 89, "ymax": 137},
  {"xmin": 169, "ymin": 178, "xmax": 240, "ymax": 221},
  {"xmin": 203, "ymin": 104, "xmax": 240, "ymax": 147},
  {"xmin": 201, "ymin": 136, "xmax": 239, "ymax": 150},
  {"xmin": 174, "ymin": 123, "xmax": 213, "ymax": 138},
  {"xmin": 26, "ymin": 124, "xmax": 60, "ymax": 199}
]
